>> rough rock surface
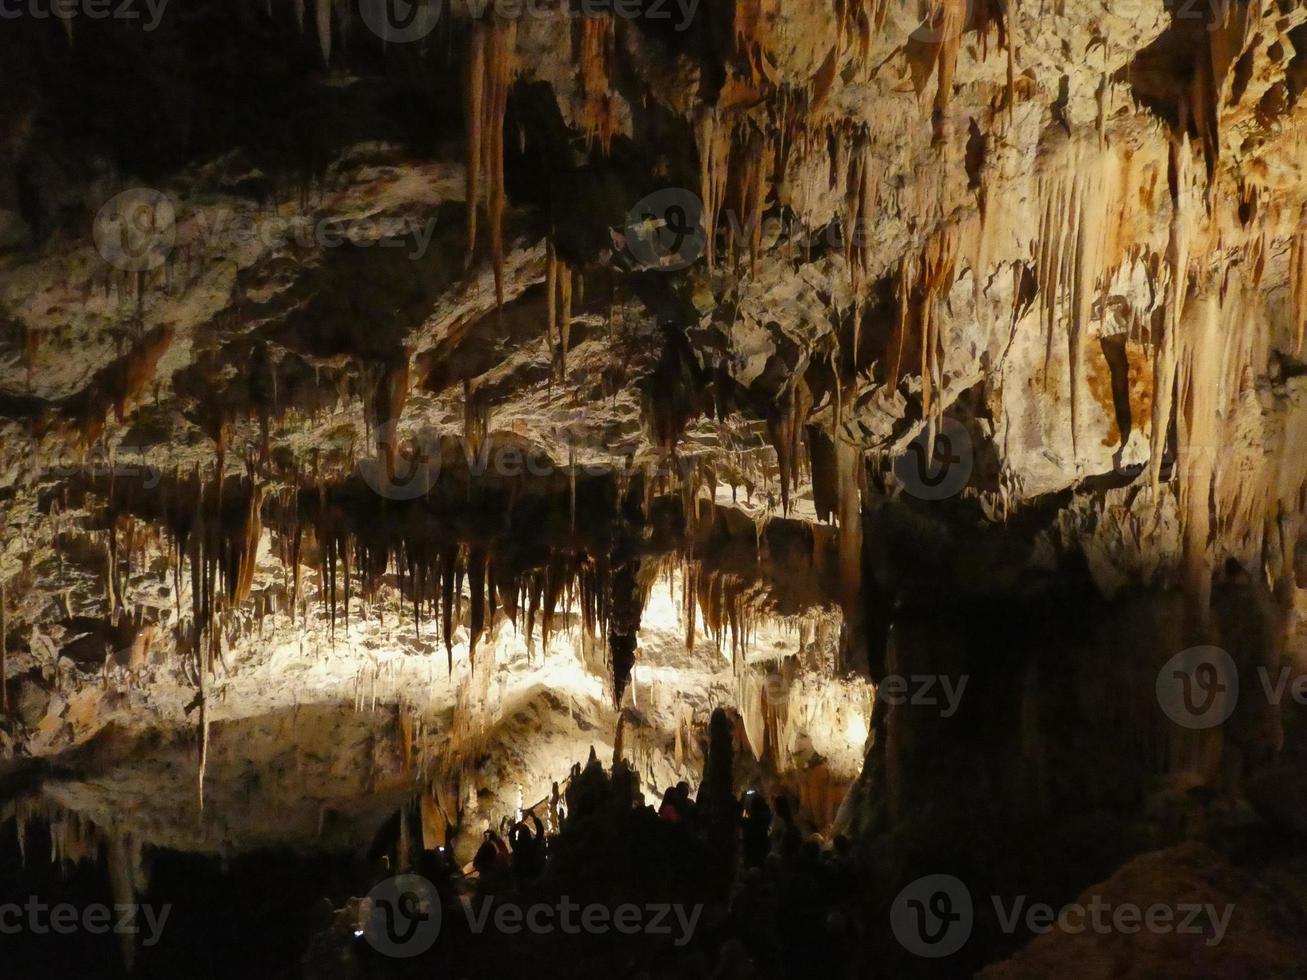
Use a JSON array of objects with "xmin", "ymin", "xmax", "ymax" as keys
[{"xmin": 3, "ymin": 1, "xmax": 1307, "ymax": 974}]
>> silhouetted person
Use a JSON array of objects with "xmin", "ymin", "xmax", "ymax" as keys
[
  {"xmin": 509, "ymin": 813, "xmax": 545, "ymax": 879},
  {"xmin": 699, "ymin": 709, "xmax": 739, "ymax": 887},
  {"xmin": 675, "ymin": 781, "xmax": 697, "ymax": 822},
  {"xmin": 659, "ymin": 787, "xmax": 683, "ymax": 823},
  {"xmin": 741, "ymin": 793, "xmax": 772, "ymax": 868},
  {"xmin": 568, "ymin": 747, "xmax": 612, "ymax": 820},
  {"xmin": 611, "ymin": 758, "xmax": 640, "ymax": 812},
  {"xmin": 473, "ymin": 830, "xmax": 508, "ymax": 892},
  {"xmin": 773, "ymin": 795, "xmax": 801, "ymax": 859}
]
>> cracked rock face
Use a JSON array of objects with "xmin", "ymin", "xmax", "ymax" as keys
[{"xmin": 3, "ymin": 0, "xmax": 1307, "ymax": 976}]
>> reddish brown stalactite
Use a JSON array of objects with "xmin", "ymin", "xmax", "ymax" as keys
[{"xmin": 464, "ymin": 16, "xmax": 518, "ymax": 307}]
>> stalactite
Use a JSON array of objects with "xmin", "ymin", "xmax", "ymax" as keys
[
  {"xmin": 891, "ymin": 226, "xmax": 959, "ymax": 460},
  {"xmin": 1188, "ymin": 0, "xmax": 1260, "ymax": 188},
  {"xmin": 468, "ymin": 546, "xmax": 487, "ymax": 665},
  {"xmin": 464, "ymin": 17, "xmax": 518, "ymax": 307},
  {"xmin": 1034, "ymin": 143, "xmax": 1121, "ymax": 467},
  {"xmin": 835, "ymin": 436, "xmax": 864, "ymax": 672},
  {"xmin": 362, "ymin": 359, "xmax": 411, "ymax": 478},
  {"xmin": 441, "ymin": 546, "xmax": 457, "ymax": 670},
  {"xmin": 1290, "ymin": 211, "xmax": 1307, "ymax": 353},
  {"xmin": 844, "ymin": 127, "xmax": 877, "ymax": 297},
  {"xmin": 905, "ymin": 0, "xmax": 967, "ymax": 140},
  {"xmin": 766, "ymin": 380, "xmax": 813, "ymax": 517},
  {"xmin": 696, "ymin": 110, "xmax": 732, "ymax": 274},
  {"xmin": 725, "ymin": 123, "xmax": 772, "ymax": 274},
  {"xmin": 1150, "ymin": 135, "xmax": 1196, "ymax": 495},
  {"xmin": 315, "ymin": 0, "xmax": 331, "ymax": 65},
  {"xmin": 837, "ymin": 0, "xmax": 886, "ymax": 69},
  {"xmin": 1176, "ymin": 285, "xmax": 1221, "ymax": 628},
  {"xmin": 577, "ymin": 13, "xmax": 618, "ymax": 153}
]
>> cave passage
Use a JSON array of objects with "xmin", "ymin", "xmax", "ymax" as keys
[{"xmin": 5, "ymin": 0, "xmax": 1307, "ymax": 977}]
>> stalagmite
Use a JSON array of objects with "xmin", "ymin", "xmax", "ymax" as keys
[{"xmin": 546, "ymin": 244, "xmax": 574, "ymax": 381}]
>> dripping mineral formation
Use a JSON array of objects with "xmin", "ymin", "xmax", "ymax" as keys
[{"xmin": 3, "ymin": 1, "xmax": 1307, "ymax": 977}]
